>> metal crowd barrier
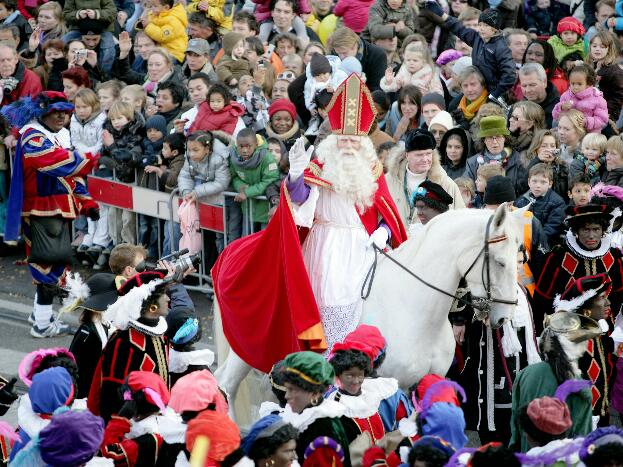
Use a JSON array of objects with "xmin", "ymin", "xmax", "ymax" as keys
[{"xmin": 87, "ymin": 175, "xmax": 267, "ymax": 295}]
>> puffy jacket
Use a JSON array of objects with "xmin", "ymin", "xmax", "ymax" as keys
[
  {"xmin": 70, "ymin": 111, "xmax": 106, "ymax": 156},
  {"xmin": 144, "ymin": 3, "xmax": 188, "ymax": 63},
  {"xmin": 63, "ymin": 0, "xmax": 117, "ymax": 32},
  {"xmin": 101, "ymin": 114, "xmax": 145, "ymax": 184},
  {"xmin": 443, "ymin": 16, "xmax": 516, "ymax": 98},
  {"xmin": 515, "ymin": 188, "xmax": 566, "ymax": 244},
  {"xmin": 188, "ymin": 0, "xmax": 236, "ymax": 30},
  {"xmin": 547, "ymin": 35, "xmax": 586, "ymax": 63},
  {"xmin": 229, "ymin": 137, "xmax": 280, "ymax": 223},
  {"xmin": 177, "ymin": 131, "xmax": 232, "ymax": 204},
  {"xmin": 380, "ymin": 64, "xmax": 443, "ymax": 96},
  {"xmin": 333, "ymin": 0, "xmax": 376, "ymax": 33},
  {"xmin": 362, "ymin": 0, "xmax": 416, "ymax": 43},
  {"xmin": 552, "ymin": 86, "xmax": 608, "ymax": 132}
]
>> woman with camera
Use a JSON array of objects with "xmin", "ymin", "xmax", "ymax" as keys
[{"xmin": 524, "ymin": 129, "xmax": 569, "ymax": 202}]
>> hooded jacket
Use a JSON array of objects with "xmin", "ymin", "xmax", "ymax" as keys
[
  {"xmin": 304, "ymin": 55, "xmax": 349, "ymax": 110},
  {"xmin": 464, "ymin": 148, "xmax": 528, "ymax": 197},
  {"xmin": 439, "ymin": 127, "xmax": 472, "ymax": 180},
  {"xmin": 70, "ymin": 111, "xmax": 106, "ymax": 156},
  {"xmin": 385, "ymin": 147, "xmax": 465, "ymax": 227},
  {"xmin": 144, "ymin": 3, "xmax": 188, "ymax": 63},
  {"xmin": 552, "ymin": 86, "xmax": 608, "ymax": 132},
  {"xmin": 178, "ymin": 131, "xmax": 232, "ymax": 205},
  {"xmin": 216, "ymin": 32, "xmax": 251, "ymax": 85},
  {"xmin": 229, "ymin": 136, "xmax": 280, "ymax": 223}
]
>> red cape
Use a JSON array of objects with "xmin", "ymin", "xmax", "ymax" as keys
[{"xmin": 212, "ymin": 161, "xmax": 407, "ymax": 372}]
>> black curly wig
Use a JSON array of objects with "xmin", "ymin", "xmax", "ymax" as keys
[
  {"xmin": 140, "ymin": 282, "xmax": 169, "ymax": 316},
  {"xmin": 281, "ymin": 371, "xmax": 328, "ymax": 394},
  {"xmin": 37, "ymin": 354, "xmax": 79, "ymax": 393},
  {"xmin": 567, "ymin": 214, "xmax": 610, "ymax": 236},
  {"xmin": 329, "ymin": 350, "xmax": 372, "ymax": 377},
  {"xmin": 408, "ymin": 444, "xmax": 452, "ymax": 467},
  {"xmin": 470, "ymin": 445, "xmax": 520, "ymax": 467},
  {"xmin": 583, "ymin": 442, "xmax": 623, "ymax": 467},
  {"xmin": 247, "ymin": 424, "xmax": 299, "ymax": 462}
]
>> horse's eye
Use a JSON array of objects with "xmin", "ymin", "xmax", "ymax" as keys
[{"xmin": 496, "ymin": 260, "xmax": 506, "ymax": 268}]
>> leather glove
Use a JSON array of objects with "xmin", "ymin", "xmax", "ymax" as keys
[
  {"xmin": 0, "ymin": 377, "xmax": 18, "ymax": 416},
  {"xmin": 288, "ymin": 136, "xmax": 314, "ymax": 181},
  {"xmin": 367, "ymin": 226, "xmax": 389, "ymax": 249},
  {"xmin": 425, "ymin": 1, "xmax": 444, "ymax": 17},
  {"xmin": 87, "ymin": 207, "xmax": 100, "ymax": 221}
]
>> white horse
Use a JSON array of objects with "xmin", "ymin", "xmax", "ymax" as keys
[{"xmin": 215, "ymin": 205, "xmax": 520, "ymax": 420}]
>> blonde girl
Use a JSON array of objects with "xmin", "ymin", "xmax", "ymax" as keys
[
  {"xmin": 586, "ymin": 30, "xmax": 623, "ymax": 134},
  {"xmin": 381, "ymin": 43, "xmax": 443, "ymax": 96}
]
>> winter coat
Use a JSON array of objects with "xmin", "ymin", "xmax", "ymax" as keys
[
  {"xmin": 333, "ymin": 0, "xmax": 375, "ymax": 33},
  {"xmin": 527, "ymin": 157, "xmax": 569, "ymax": 202},
  {"xmin": 189, "ymin": 101, "xmax": 245, "ymax": 135},
  {"xmin": 552, "ymin": 86, "xmax": 608, "ymax": 132},
  {"xmin": 160, "ymin": 153, "xmax": 186, "ymax": 193},
  {"xmin": 362, "ymin": 0, "xmax": 416, "ymax": 43},
  {"xmin": 139, "ymin": 139, "xmax": 163, "ymax": 190},
  {"xmin": 144, "ymin": 3, "xmax": 188, "ymax": 63},
  {"xmin": 2, "ymin": 11, "xmax": 32, "ymax": 50},
  {"xmin": 602, "ymin": 167, "xmax": 623, "ymax": 188},
  {"xmin": 101, "ymin": 115, "xmax": 145, "ymax": 184},
  {"xmin": 525, "ymin": 1, "xmax": 570, "ymax": 36},
  {"xmin": 547, "ymin": 35, "xmax": 586, "ymax": 63},
  {"xmin": 304, "ymin": 55, "xmax": 348, "ymax": 110},
  {"xmin": 177, "ymin": 132, "xmax": 232, "ymax": 205},
  {"xmin": 515, "ymin": 189, "xmax": 566, "ymax": 243},
  {"xmin": 439, "ymin": 127, "xmax": 472, "ymax": 180},
  {"xmin": 70, "ymin": 111, "xmax": 106, "ymax": 157},
  {"xmin": 380, "ymin": 64, "xmax": 444, "ymax": 96},
  {"xmin": 568, "ymin": 154, "xmax": 605, "ymax": 185},
  {"xmin": 464, "ymin": 148, "xmax": 529, "ymax": 197},
  {"xmin": 187, "ymin": 0, "xmax": 236, "ymax": 30},
  {"xmin": 444, "ymin": 17, "xmax": 516, "ymax": 98},
  {"xmin": 216, "ymin": 55, "xmax": 252, "ymax": 85},
  {"xmin": 0, "ymin": 61, "xmax": 42, "ymax": 106},
  {"xmin": 63, "ymin": 0, "xmax": 117, "ymax": 32},
  {"xmin": 510, "ymin": 130, "xmax": 536, "ymax": 167},
  {"xmin": 385, "ymin": 148, "xmax": 465, "ymax": 228},
  {"xmin": 69, "ymin": 321, "xmax": 110, "ymax": 398},
  {"xmin": 596, "ymin": 62, "xmax": 623, "ymax": 127},
  {"xmin": 229, "ymin": 137, "xmax": 280, "ymax": 223}
]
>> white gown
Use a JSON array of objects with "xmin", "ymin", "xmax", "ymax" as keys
[{"xmin": 294, "ymin": 186, "xmax": 375, "ymax": 351}]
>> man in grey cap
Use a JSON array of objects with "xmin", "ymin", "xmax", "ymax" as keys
[
  {"xmin": 184, "ymin": 38, "xmax": 218, "ymax": 82},
  {"xmin": 370, "ymin": 28, "xmax": 400, "ymax": 70}
]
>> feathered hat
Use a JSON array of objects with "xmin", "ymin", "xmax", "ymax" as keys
[
  {"xmin": 103, "ymin": 272, "xmax": 165, "ymax": 330},
  {"xmin": 554, "ymin": 274, "xmax": 612, "ymax": 313},
  {"xmin": 59, "ymin": 272, "xmax": 118, "ymax": 315},
  {"xmin": 1, "ymin": 91, "xmax": 74, "ymax": 128},
  {"xmin": 327, "ymin": 73, "xmax": 377, "ymax": 136}
]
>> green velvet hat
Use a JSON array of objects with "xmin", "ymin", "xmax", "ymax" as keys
[
  {"xmin": 282, "ymin": 351, "xmax": 335, "ymax": 387},
  {"xmin": 478, "ymin": 115, "xmax": 510, "ymax": 138}
]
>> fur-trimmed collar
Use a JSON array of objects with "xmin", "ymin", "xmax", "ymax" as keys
[
  {"xmin": 279, "ymin": 400, "xmax": 345, "ymax": 432},
  {"xmin": 385, "ymin": 146, "xmax": 448, "ymax": 186},
  {"xmin": 266, "ymin": 120, "xmax": 301, "ymax": 142}
]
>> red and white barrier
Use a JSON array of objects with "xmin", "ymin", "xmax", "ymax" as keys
[{"xmin": 87, "ymin": 175, "xmax": 225, "ymax": 233}]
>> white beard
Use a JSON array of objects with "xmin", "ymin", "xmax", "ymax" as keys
[{"xmin": 316, "ymin": 135, "xmax": 378, "ymax": 212}]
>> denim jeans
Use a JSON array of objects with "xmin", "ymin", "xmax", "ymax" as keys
[
  {"xmin": 138, "ymin": 214, "xmax": 159, "ymax": 259},
  {"xmin": 62, "ymin": 30, "xmax": 116, "ymax": 72},
  {"xmin": 163, "ymin": 220, "xmax": 181, "ymax": 257}
]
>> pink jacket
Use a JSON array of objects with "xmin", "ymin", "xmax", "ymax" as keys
[
  {"xmin": 253, "ymin": 0, "xmax": 311, "ymax": 22},
  {"xmin": 552, "ymin": 86, "xmax": 609, "ymax": 133},
  {"xmin": 333, "ymin": 0, "xmax": 376, "ymax": 33}
]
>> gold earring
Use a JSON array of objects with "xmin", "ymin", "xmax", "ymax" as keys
[
  {"xmin": 149, "ymin": 304, "xmax": 158, "ymax": 312},
  {"xmin": 584, "ymin": 310, "xmax": 592, "ymax": 317},
  {"xmin": 311, "ymin": 396, "xmax": 320, "ymax": 406}
]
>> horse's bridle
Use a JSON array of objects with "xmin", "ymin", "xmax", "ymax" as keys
[{"xmin": 361, "ymin": 215, "xmax": 519, "ymax": 319}]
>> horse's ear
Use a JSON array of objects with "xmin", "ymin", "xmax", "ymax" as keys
[{"xmin": 492, "ymin": 203, "xmax": 508, "ymax": 230}]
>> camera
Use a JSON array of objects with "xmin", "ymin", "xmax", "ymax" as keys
[
  {"xmin": 137, "ymin": 248, "xmax": 202, "ymax": 279},
  {"xmin": 552, "ymin": 149, "xmax": 561, "ymax": 156},
  {"xmin": 2, "ymin": 77, "xmax": 18, "ymax": 95},
  {"xmin": 74, "ymin": 49, "xmax": 88, "ymax": 60}
]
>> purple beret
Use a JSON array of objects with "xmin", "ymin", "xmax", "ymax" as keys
[
  {"xmin": 39, "ymin": 410, "xmax": 105, "ymax": 466},
  {"xmin": 436, "ymin": 49, "xmax": 463, "ymax": 67}
]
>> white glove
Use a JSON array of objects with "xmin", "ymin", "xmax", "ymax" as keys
[
  {"xmin": 367, "ymin": 227, "xmax": 389, "ymax": 249},
  {"xmin": 288, "ymin": 136, "xmax": 313, "ymax": 181}
]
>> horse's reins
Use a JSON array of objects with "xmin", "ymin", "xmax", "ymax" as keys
[{"xmin": 361, "ymin": 215, "xmax": 518, "ymax": 318}]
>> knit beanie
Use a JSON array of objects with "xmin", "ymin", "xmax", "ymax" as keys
[
  {"xmin": 222, "ymin": 32, "xmax": 245, "ymax": 56},
  {"xmin": 145, "ymin": 115, "xmax": 167, "ymax": 136},
  {"xmin": 483, "ymin": 176, "xmax": 516, "ymax": 204},
  {"xmin": 557, "ymin": 16, "xmax": 585, "ymax": 37},
  {"xmin": 269, "ymin": 98, "xmax": 297, "ymax": 120},
  {"xmin": 429, "ymin": 111, "xmax": 454, "ymax": 131},
  {"xmin": 479, "ymin": 9, "xmax": 502, "ymax": 30},
  {"xmin": 451, "ymin": 56, "xmax": 472, "ymax": 76},
  {"xmin": 422, "ymin": 93, "xmax": 446, "ymax": 111},
  {"xmin": 310, "ymin": 53, "xmax": 332, "ymax": 77}
]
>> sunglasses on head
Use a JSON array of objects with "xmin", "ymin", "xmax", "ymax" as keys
[{"xmin": 277, "ymin": 71, "xmax": 296, "ymax": 82}]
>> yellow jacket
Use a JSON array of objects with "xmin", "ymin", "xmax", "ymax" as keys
[
  {"xmin": 144, "ymin": 3, "xmax": 188, "ymax": 63},
  {"xmin": 187, "ymin": 0, "xmax": 234, "ymax": 31}
]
